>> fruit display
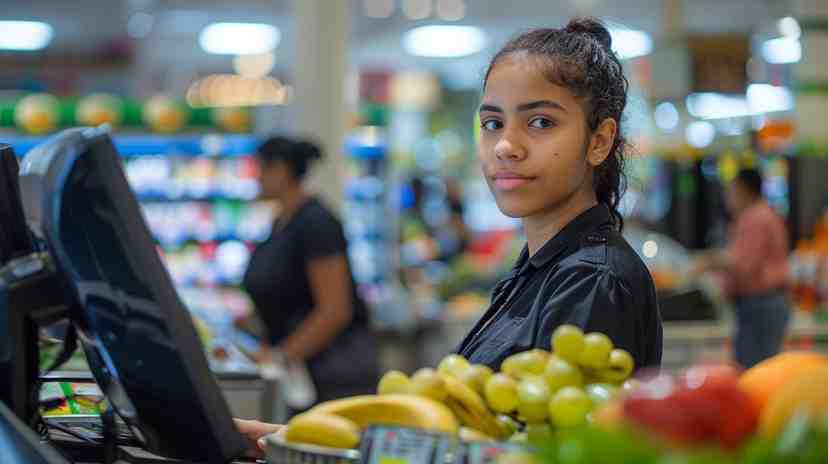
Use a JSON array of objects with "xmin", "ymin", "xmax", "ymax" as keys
[
  {"xmin": 277, "ymin": 326, "xmax": 828, "ymax": 464},
  {"xmin": 283, "ymin": 325, "xmax": 637, "ymax": 451}
]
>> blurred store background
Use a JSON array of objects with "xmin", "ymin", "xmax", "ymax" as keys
[{"xmin": 4, "ymin": 0, "xmax": 828, "ymax": 375}]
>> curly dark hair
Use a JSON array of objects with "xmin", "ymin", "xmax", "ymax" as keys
[{"xmin": 483, "ymin": 17, "xmax": 629, "ymax": 231}]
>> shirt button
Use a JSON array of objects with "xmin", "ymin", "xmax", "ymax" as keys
[{"xmin": 586, "ymin": 234, "xmax": 607, "ymax": 243}]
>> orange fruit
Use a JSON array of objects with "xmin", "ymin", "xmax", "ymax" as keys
[
  {"xmin": 759, "ymin": 365, "xmax": 828, "ymax": 437},
  {"xmin": 739, "ymin": 351, "xmax": 828, "ymax": 412}
]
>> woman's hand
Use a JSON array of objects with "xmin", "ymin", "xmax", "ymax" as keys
[{"xmin": 234, "ymin": 418, "xmax": 283, "ymax": 458}]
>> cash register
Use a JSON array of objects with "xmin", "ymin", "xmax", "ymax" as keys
[{"xmin": 0, "ymin": 129, "xmax": 253, "ymax": 463}]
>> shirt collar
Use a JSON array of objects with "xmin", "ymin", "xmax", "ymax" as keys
[{"xmin": 510, "ymin": 204, "xmax": 614, "ymax": 273}]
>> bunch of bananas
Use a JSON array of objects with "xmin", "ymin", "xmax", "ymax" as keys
[{"xmin": 283, "ymin": 325, "xmax": 637, "ymax": 449}]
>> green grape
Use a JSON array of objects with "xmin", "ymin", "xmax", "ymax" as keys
[
  {"xmin": 484, "ymin": 373, "xmax": 519, "ymax": 413},
  {"xmin": 409, "ymin": 368, "xmax": 448, "ymax": 402},
  {"xmin": 551, "ymin": 324, "xmax": 585, "ymax": 364},
  {"xmin": 517, "ymin": 376, "xmax": 551, "ymax": 423},
  {"xmin": 437, "ymin": 354, "xmax": 471, "ymax": 378},
  {"xmin": 578, "ymin": 333, "xmax": 613, "ymax": 370},
  {"xmin": 544, "ymin": 356, "xmax": 584, "ymax": 392},
  {"xmin": 501, "ymin": 349, "xmax": 549, "ymax": 379},
  {"xmin": 459, "ymin": 364, "xmax": 494, "ymax": 395},
  {"xmin": 377, "ymin": 370, "xmax": 411, "ymax": 395},
  {"xmin": 525, "ymin": 423, "xmax": 554, "ymax": 446},
  {"xmin": 605, "ymin": 349, "xmax": 635, "ymax": 382},
  {"xmin": 584, "ymin": 383, "xmax": 620, "ymax": 406},
  {"xmin": 548, "ymin": 386, "xmax": 593, "ymax": 427}
]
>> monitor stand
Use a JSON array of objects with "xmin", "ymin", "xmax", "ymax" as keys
[{"xmin": 0, "ymin": 252, "xmax": 72, "ymax": 424}]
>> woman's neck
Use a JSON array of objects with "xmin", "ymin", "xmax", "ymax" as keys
[
  {"xmin": 278, "ymin": 186, "xmax": 309, "ymax": 219},
  {"xmin": 523, "ymin": 190, "xmax": 598, "ymax": 257}
]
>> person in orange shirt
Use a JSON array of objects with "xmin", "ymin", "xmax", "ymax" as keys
[{"xmin": 693, "ymin": 168, "xmax": 791, "ymax": 368}]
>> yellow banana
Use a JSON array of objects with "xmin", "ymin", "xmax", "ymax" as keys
[
  {"xmin": 285, "ymin": 412, "xmax": 361, "ymax": 449},
  {"xmin": 458, "ymin": 426, "xmax": 495, "ymax": 443},
  {"xmin": 441, "ymin": 374, "xmax": 505, "ymax": 439},
  {"xmin": 309, "ymin": 394, "xmax": 459, "ymax": 435}
]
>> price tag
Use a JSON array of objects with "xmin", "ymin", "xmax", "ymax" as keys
[
  {"xmin": 461, "ymin": 442, "xmax": 535, "ymax": 464},
  {"xmin": 361, "ymin": 426, "xmax": 456, "ymax": 464}
]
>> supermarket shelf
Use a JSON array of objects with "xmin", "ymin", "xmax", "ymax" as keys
[
  {"xmin": 137, "ymin": 194, "xmax": 256, "ymax": 203},
  {"xmin": 5, "ymin": 133, "xmax": 260, "ymax": 157}
]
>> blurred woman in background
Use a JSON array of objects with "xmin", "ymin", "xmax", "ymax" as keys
[
  {"xmin": 692, "ymin": 168, "xmax": 791, "ymax": 368},
  {"xmin": 242, "ymin": 136, "xmax": 378, "ymax": 404}
]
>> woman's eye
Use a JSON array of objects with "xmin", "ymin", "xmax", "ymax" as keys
[
  {"xmin": 481, "ymin": 119, "xmax": 502, "ymax": 131},
  {"xmin": 529, "ymin": 117, "xmax": 555, "ymax": 129}
]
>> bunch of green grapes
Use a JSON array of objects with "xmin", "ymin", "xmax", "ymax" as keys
[
  {"xmin": 376, "ymin": 325, "xmax": 638, "ymax": 445},
  {"xmin": 481, "ymin": 325, "xmax": 638, "ymax": 443}
]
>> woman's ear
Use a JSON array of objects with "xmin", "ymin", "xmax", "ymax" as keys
[{"xmin": 587, "ymin": 118, "xmax": 617, "ymax": 167}]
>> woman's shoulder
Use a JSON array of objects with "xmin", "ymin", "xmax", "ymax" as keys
[{"xmin": 557, "ymin": 229, "xmax": 655, "ymax": 294}]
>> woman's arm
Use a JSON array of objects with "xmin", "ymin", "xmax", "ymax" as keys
[{"xmin": 277, "ymin": 254, "xmax": 354, "ymax": 362}]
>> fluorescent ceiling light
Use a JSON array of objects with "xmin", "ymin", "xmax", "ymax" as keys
[
  {"xmin": 777, "ymin": 17, "xmax": 801, "ymax": 39},
  {"xmin": 687, "ymin": 93, "xmax": 750, "ymax": 119},
  {"xmin": 761, "ymin": 37, "xmax": 801, "ymax": 64},
  {"xmin": 654, "ymin": 102, "xmax": 679, "ymax": 131},
  {"xmin": 403, "ymin": 25, "xmax": 486, "ymax": 58},
  {"xmin": 199, "ymin": 22, "xmax": 280, "ymax": 55},
  {"xmin": 609, "ymin": 27, "xmax": 652, "ymax": 60},
  {"xmin": 0, "ymin": 21, "xmax": 54, "ymax": 51},
  {"xmin": 687, "ymin": 84, "xmax": 794, "ymax": 120},
  {"xmin": 686, "ymin": 121, "xmax": 715, "ymax": 148},
  {"xmin": 747, "ymin": 84, "xmax": 794, "ymax": 114}
]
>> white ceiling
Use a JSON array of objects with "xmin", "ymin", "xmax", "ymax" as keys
[{"xmin": 2, "ymin": 0, "xmax": 795, "ymax": 91}]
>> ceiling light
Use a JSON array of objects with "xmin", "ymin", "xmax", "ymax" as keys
[
  {"xmin": 609, "ymin": 27, "xmax": 652, "ymax": 60},
  {"xmin": 761, "ymin": 37, "xmax": 801, "ymax": 64},
  {"xmin": 199, "ymin": 22, "xmax": 280, "ymax": 55},
  {"xmin": 686, "ymin": 121, "xmax": 715, "ymax": 148},
  {"xmin": 0, "ymin": 21, "xmax": 54, "ymax": 51},
  {"xmin": 777, "ymin": 17, "xmax": 801, "ymax": 39},
  {"xmin": 654, "ymin": 102, "xmax": 679, "ymax": 131},
  {"xmin": 747, "ymin": 84, "xmax": 794, "ymax": 114},
  {"xmin": 403, "ymin": 25, "xmax": 486, "ymax": 58}
]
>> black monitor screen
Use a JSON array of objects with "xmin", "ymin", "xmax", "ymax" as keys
[
  {"xmin": 18, "ymin": 128, "xmax": 246, "ymax": 463},
  {"xmin": 0, "ymin": 144, "xmax": 35, "ymax": 264}
]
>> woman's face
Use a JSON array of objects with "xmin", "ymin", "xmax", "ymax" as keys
[
  {"xmin": 257, "ymin": 159, "xmax": 292, "ymax": 200},
  {"xmin": 478, "ymin": 54, "xmax": 608, "ymax": 219}
]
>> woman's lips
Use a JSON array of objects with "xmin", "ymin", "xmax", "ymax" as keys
[{"xmin": 492, "ymin": 175, "xmax": 535, "ymax": 191}]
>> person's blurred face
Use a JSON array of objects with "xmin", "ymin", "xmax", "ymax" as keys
[
  {"xmin": 257, "ymin": 159, "xmax": 292, "ymax": 200},
  {"xmin": 724, "ymin": 179, "xmax": 755, "ymax": 215}
]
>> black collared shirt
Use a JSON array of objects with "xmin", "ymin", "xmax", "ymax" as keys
[{"xmin": 456, "ymin": 204, "xmax": 663, "ymax": 371}]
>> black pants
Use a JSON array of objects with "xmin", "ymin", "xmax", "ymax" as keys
[
  {"xmin": 304, "ymin": 325, "xmax": 379, "ymax": 407},
  {"xmin": 732, "ymin": 289, "xmax": 791, "ymax": 369}
]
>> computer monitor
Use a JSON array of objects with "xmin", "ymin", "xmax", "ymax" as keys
[
  {"xmin": 19, "ymin": 127, "xmax": 247, "ymax": 463},
  {"xmin": 0, "ymin": 144, "xmax": 35, "ymax": 264},
  {"xmin": 0, "ymin": 400, "xmax": 70, "ymax": 464}
]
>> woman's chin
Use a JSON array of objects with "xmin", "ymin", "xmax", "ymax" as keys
[{"xmin": 494, "ymin": 200, "xmax": 531, "ymax": 219}]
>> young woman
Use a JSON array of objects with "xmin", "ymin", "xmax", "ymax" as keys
[
  {"xmin": 454, "ymin": 17, "xmax": 662, "ymax": 370},
  {"xmin": 236, "ymin": 17, "xmax": 663, "ymax": 451}
]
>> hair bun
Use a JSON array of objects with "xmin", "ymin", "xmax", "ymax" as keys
[
  {"xmin": 564, "ymin": 17, "xmax": 612, "ymax": 50},
  {"xmin": 295, "ymin": 140, "xmax": 323, "ymax": 161}
]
